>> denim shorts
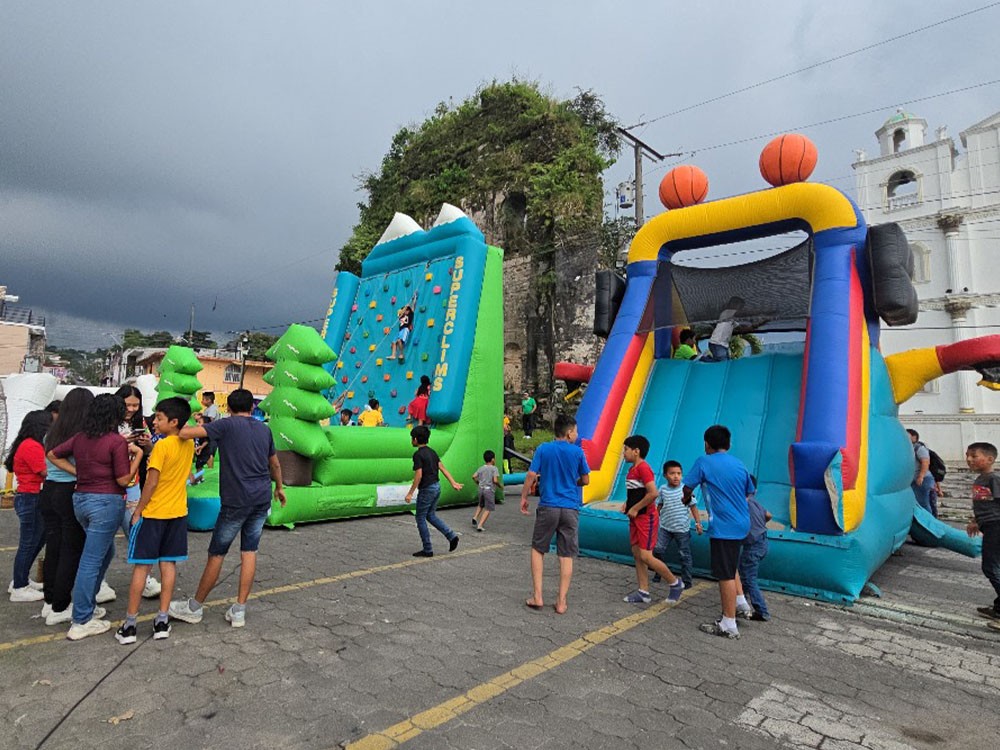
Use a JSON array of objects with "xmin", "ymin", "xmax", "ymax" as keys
[{"xmin": 208, "ymin": 503, "xmax": 271, "ymax": 556}]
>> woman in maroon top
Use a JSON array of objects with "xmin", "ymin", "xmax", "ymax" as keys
[
  {"xmin": 5, "ymin": 410, "xmax": 53, "ymax": 602},
  {"xmin": 49, "ymin": 394, "xmax": 142, "ymax": 640}
]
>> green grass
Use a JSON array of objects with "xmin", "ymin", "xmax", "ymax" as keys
[{"xmin": 509, "ymin": 428, "xmax": 554, "ymax": 463}]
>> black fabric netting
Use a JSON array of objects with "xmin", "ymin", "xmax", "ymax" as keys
[{"xmin": 646, "ymin": 238, "xmax": 813, "ymax": 333}]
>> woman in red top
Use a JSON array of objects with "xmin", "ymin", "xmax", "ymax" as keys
[
  {"xmin": 4, "ymin": 410, "xmax": 53, "ymax": 602},
  {"xmin": 408, "ymin": 379, "xmax": 431, "ymax": 426}
]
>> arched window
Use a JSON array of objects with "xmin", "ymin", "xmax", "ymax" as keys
[
  {"xmin": 887, "ymin": 170, "xmax": 919, "ymax": 210},
  {"xmin": 224, "ymin": 363, "xmax": 241, "ymax": 383},
  {"xmin": 892, "ymin": 128, "xmax": 907, "ymax": 153},
  {"xmin": 910, "ymin": 243, "xmax": 931, "ymax": 284}
]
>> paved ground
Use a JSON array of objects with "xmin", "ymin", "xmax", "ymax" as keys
[{"xmin": 2, "ymin": 486, "xmax": 999, "ymax": 750}]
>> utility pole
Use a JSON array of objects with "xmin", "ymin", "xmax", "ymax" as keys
[
  {"xmin": 616, "ymin": 127, "xmax": 682, "ymax": 228},
  {"xmin": 238, "ymin": 332, "xmax": 250, "ymax": 389},
  {"xmin": 188, "ymin": 303, "xmax": 195, "ymax": 347}
]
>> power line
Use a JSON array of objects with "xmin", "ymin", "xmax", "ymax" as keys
[{"xmin": 628, "ymin": 2, "xmax": 1000, "ymax": 129}]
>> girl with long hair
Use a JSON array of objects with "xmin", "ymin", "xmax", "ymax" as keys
[
  {"xmin": 48, "ymin": 394, "xmax": 143, "ymax": 640},
  {"xmin": 5, "ymin": 410, "xmax": 53, "ymax": 602},
  {"xmin": 38, "ymin": 387, "xmax": 94, "ymax": 624},
  {"xmin": 111, "ymin": 384, "xmax": 160, "ymax": 600}
]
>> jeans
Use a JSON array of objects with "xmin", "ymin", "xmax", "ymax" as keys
[
  {"xmin": 911, "ymin": 474, "xmax": 936, "ymax": 514},
  {"xmin": 208, "ymin": 503, "xmax": 271, "ymax": 555},
  {"xmin": 12, "ymin": 493, "xmax": 45, "ymax": 589},
  {"xmin": 739, "ymin": 535, "xmax": 770, "ymax": 618},
  {"xmin": 654, "ymin": 528, "xmax": 693, "ymax": 588},
  {"xmin": 415, "ymin": 482, "xmax": 455, "ymax": 553},
  {"xmin": 981, "ymin": 521, "xmax": 1000, "ymax": 612},
  {"xmin": 706, "ymin": 342, "xmax": 730, "ymax": 361},
  {"xmin": 522, "ymin": 412, "xmax": 535, "ymax": 435},
  {"xmin": 39, "ymin": 481, "xmax": 84, "ymax": 612},
  {"xmin": 71, "ymin": 492, "xmax": 124, "ymax": 624}
]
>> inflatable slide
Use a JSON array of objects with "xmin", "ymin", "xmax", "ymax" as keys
[{"xmin": 574, "ymin": 135, "xmax": 998, "ymax": 603}]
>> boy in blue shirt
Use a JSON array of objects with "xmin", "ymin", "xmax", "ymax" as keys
[
  {"xmin": 520, "ymin": 414, "xmax": 590, "ymax": 615},
  {"xmin": 683, "ymin": 425, "xmax": 754, "ymax": 639}
]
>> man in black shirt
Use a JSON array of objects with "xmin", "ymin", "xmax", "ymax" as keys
[{"xmin": 405, "ymin": 426, "xmax": 463, "ymax": 557}]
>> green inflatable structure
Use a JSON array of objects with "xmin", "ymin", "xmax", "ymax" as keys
[{"xmin": 190, "ymin": 203, "xmax": 504, "ymax": 527}]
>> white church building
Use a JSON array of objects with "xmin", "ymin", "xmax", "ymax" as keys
[{"xmin": 853, "ymin": 110, "xmax": 1000, "ymax": 460}]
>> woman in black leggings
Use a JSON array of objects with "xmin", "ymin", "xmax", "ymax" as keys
[{"xmin": 38, "ymin": 388, "xmax": 94, "ymax": 625}]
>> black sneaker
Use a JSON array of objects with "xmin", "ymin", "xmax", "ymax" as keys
[
  {"xmin": 115, "ymin": 623, "xmax": 137, "ymax": 645},
  {"xmin": 449, "ymin": 536, "xmax": 460, "ymax": 552},
  {"xmin": 153, "ymin": 619, "xmax": 171, "ymax": 640},
  {"xmin": 412, "ymin": 550, "xmax": 433, "ymax": 557},
  {"xmin": 976, "ymin": 606, "xmax": 1000, "ymax": 621}
]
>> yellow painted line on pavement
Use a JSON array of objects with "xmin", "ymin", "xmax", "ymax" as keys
[
  {"xmin": 345, "ymin": 582, "xmax": 711, "ymax": 750},
  {"xmin": 0, "ymin": 542, "xmax": 507, "ymax": 653}
]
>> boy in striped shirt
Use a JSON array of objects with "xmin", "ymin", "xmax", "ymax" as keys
[{"xmin": 653, "ymin": 460, "xmax": 702, "ymax": 589}]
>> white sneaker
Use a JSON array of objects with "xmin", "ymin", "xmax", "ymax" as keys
[
  {"xmin": 8, "ymin": 579, "xmax": 43, "ymax": 593},
  {"xmin": 46, "ymin": 607, "xmax": 73, "ymax": 626},
  {"xmin": 66, "ymin": 619, "xmax": 111, "ymax": 641},
  {"xmin": 10, "ymin": 586, "xmax": 44, "ymax": 602},
  {"xmin": 95, "ymin": 580, "xmax": 117, "ymax": 603},
  {"xmin": 225, "ymin": 605, "xmax": 246, "ymax": 628},
  {"xmin": 40, "ymin": 602, "xmax": 53, "ymax": 618},
  {"xmin": 142, "ymin": 576, "xmax": 162, "ymax": 599},
  {"xmin": 93, "ymin": 606, "xmax": 107, "ymax": 620},
  {"xmin": 168, "ymin": 599, "xmax": 203, "ymax": 624}
]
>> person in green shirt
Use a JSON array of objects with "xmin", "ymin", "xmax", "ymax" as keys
[
  {"xmin": 674, "ymin": 329, "xmax": 699, "ymax": 360},
  {"xmin": 521, "ymin": 392, "xmax": 537, "ymax": 438}
]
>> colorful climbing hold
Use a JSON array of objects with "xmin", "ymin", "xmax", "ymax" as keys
[
  {"xmin": 390, "ymin": 296, "xmax": 397, "ymax": 304},
  {"xmin": 421, "ymin": 353, "xmax": 429, "ymax": 362},
  {"xmin": 433, "ymin": 285, "xmax": 442, "ymax": 294},
  {"xmin": 406, "ymin": 371, "xmax": 413, "ymax": 380},
  {"xmin": 418, "ymin": 305, "xmax": 426, "ymax": 313},
  {"xmin": 376, "ymin": 358, "xmax": 383, "ymax": 366},
  {"xmin": 337, "ymin": 361, "xmax": 344, "ymax": 369},
  {"xmin": 363, "ymin": 331, "xmax": 369, "ymax": 338},
  {"xmin": 345, "ymin": 332, "xmax": 351, "ymax": 340},
  {"xmin": 376, "ymin": 313, "xmax": 383, "ymax": 321},
  {"xmin": 349, "ymin": 346, "xmax": 356, "ymax": 354},
  {"xmin": 427, "ymin": 319, "xmax": 435, "ymax": 327},
  {"xmin": 355, "ymin": 361, "xmax": 362, "ymax": 368},
  {"xmin": 369, "ymin": 300, "xmax": 377, "ymax": 308},
  {"xmin": 390, "ymin": 389, "xmax": 397, "ymax": 397},
  {"xmin": 383, "ymin": 326, "xmax": 390, "ymax": 335},
  {"xmin": 369, "ymin": 344, "xmax": 376, "ymax": 352},
  {"xmin": 341, "ymin": 375, "xmax": 348, "ymax": 384},
  {"xmin": 398, "ymin": 406, "xmax": 406, "ymax": 414},
  {"xmin": 353, "ymin": 406, "xmax": 360, "ymax": 414},
  {"xmin": 351, "ymin": 304, "xmax": 358, "ymax": 312},
  {"xmin": 425, "ymin": 272, "xmax": 433, "ymax": 281},
  {"xmin": 383, "ymin": 374, "xmax": 391, "ymax": 382},
  {"xmin": 361, "ymin": 375, "xmax": 368, "ymax": 383},
  {"xmin": 347, "ymin": 391, "xmax": 354, "ymax": 398}
]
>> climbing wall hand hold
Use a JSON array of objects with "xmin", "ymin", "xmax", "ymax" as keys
[
  {"xmin": 433, "ymin": 285, "xmax": 442, "ymax": 294},
  {"xmin": 398, "ymin": 406, "xmax": 406, "ymax": 414},
  {"xmin": 345, "ymin": 332, "xmax": 351, "ymax": 340},
  {"xmin": 363, "ymin": 331, "xmax": 370, "ymax": 339},
  {"xmin": 355, "ymin": 361, "xmax": 362, "ymax": 368},
  {"xmin": 351, "ymin": 304, "xmax": 358, "ymax": 312},
  {"xmin": 390, "ymin": 389, "xmax": 397, "ymax": 397},
  {"xmin": 383, "ymin": 374, "xmax": 391, "ymax": 382},
  {"xmin": 406, "ymin": 371, "xmax": 413, "ymax": 380},
  {"xmin": 341, "ymin": 375, "xmax": 349, "ymax": 384},
  {"xmin": 376, "ymin": 313, "xmax": 384, "ymax": 322},
  {"xmin": 347, "ymin": 391, "xmax": 354, "ymax": 398},
  {"xmin": 421, "ymin": 353, "xmax": 429, "ymax": 362},
  {"xmin": 425, "ymin": 273, "xmax": 433, "ymax": 281},
  {"xmin": 369, "ymin": 300, "xmax": 377, "ymax": 308},
  {"xmin": 349, "ymin": 346, "xmax": 356, "ymax": 354},
  {"xmin": 353, "ymin": 406, "xmax": 360, "ymax": 414},
  {"xmin": 390, "ymin": 296, "xmax": 397, "ymax": 304},
  {"xmin": 376, "ymin": 358, "xmax": 383, "ymax": 366},
  {"xmin": 427, "ymin": 319, "xmax": 435, "ymax": 327},
  {"xmin": 383, "ymin": 327, "xmax": 390, "ymax": 335},
  {"xmin": 418, "ymin": 305, "xmax": 426, "ymax": 313},
  {"xmin": 361, "ymin": 375, "xmax": 368, "ymax": 383},
  {"xmin": 369, "ymin": 344, "xmax": 376, "ymax": 352},
  {"xmin": 337, "ymin": 361, "xmax": 344, "ymax": 369}
]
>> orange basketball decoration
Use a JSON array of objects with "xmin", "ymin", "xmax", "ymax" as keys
[
  {"xmin": 759, "ymin": 133, "xmax": 817, "ymax": 187},
  {"xmin": 658, "ymin": 165, "xmax": 709, "ymax": 209}
]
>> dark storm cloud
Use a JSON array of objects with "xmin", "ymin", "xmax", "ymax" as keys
[{"xmin": 1, "ymin": 1, "xmax": 995, "ymax": 349}]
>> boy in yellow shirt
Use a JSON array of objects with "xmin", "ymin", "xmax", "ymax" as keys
[{"xmin": 116, "ymin": 397, "xmax": 194, "ymax": 644}]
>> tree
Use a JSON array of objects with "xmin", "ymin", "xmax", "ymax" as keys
[
  {"xmin": 224, "ymin": 332, "xmax": 279, "ymax": 360},
  {"xmin": 336, "ymin": 81, "xmax": 620, "ymax": 274},
  {"xmin": 121, "ymin": 329, "xmax": 175, "ymax": 348},
  {"xmin": 183, "ymin": 330, "xmax": 218, "ymax": 349}
]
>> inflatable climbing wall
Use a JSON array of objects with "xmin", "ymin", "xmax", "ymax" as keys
[{"xmin": 261, "ymin": 204, "xmax": 504, "ymax": 526}]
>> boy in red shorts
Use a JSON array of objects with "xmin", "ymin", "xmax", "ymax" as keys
[{"xmin": 621, "ymin": 435, "xmax": 684, "ymax": 604}]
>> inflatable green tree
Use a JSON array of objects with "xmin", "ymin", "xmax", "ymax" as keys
[
  {"xmin": 156, "ymin": 345, "xmax": 204, "ymax": 416},
  {"xmin": 262, "ymin": 325, "xmax": 336, "ymax": 471}
]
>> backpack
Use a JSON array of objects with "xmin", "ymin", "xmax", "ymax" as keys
[{"xmin": 928, "ymin": 448, "xmax": 947, "ymax": 483}]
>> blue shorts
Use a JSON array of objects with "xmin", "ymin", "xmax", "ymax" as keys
[
  {"xmin": 128, "ymin": 516, "xmax": 188, "ymax": 564},
  {"xmin": 396, "ymin": 327, "xmax": 409, "ymax": 344},
  {"xmin": 208, "ymin": 503, "xmax": 270, "ymax": 556}
]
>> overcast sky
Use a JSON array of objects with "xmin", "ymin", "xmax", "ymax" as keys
[{"xmin": 2, "ymin": 1, "xmax": 997, "ymax": 349}]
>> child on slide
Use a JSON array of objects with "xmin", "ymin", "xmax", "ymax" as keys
[{"xmin": 389, "ymin": 305, "xmax": 414, "ymax": 360}]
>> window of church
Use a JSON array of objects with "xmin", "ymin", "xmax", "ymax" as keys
[
  {"xmin": 224, "ymin": 363, "xmax": 241, "ymax": 383},
  {"xmin": 892, "ymin": 129, "xmax": 907, "ymax": 153},
  {"xmin": 886, "ymin": 170, "xmax": 919, "ymax": 210},
  {"xmin": 910, "ymin": 243, "xmax": 931, "ymax": 284}
]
